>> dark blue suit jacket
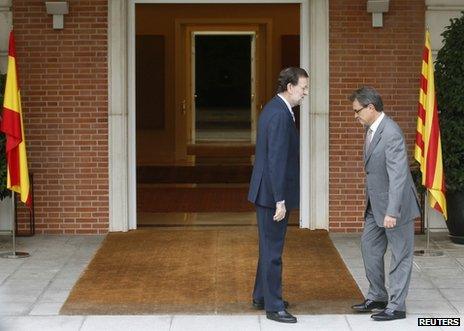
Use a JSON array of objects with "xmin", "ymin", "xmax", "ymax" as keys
[{"xmin": 248, "ymin": 96, "xmax": 300, "ymax": 210}]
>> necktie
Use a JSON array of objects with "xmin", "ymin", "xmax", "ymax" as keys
[
  {"xmin": 365, "ymin": 128, "xmax": 373, "ymax": 154},
  {"xmin": 289, "ymin": 110, "xmax": 295, "ymax": 122}
]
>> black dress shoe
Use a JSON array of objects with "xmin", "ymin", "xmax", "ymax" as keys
[
  {"xmin": 266, "ymin": 310, "xmax": 297, "ymax": 323},
  {"xmin": 371, "ymin": 308, "xmax": 406, "ymax": 321},
  {"xmin": 351, "ymin": 299, "xmax": 388, "ymax": 312},
  {"xmin": 252, "ymin": 299, "xmax": 289, "ymax": 310}
]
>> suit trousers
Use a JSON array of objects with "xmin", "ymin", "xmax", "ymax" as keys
[
  {"xmin": 252, "ymin": 205, "xmax": 289, "ymax": 312},
  {"xmin": 361, "ymin": 206, "xmax": 414, "ymax": 311}
]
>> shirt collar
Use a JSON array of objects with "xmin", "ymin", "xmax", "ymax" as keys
[
  {"xmin": 277, "ymin": 94, "xmax": 295, "ymax": 120},
  {"xmin": 369, "ymin": 112, "xmax": 385, "ymax": 135}
]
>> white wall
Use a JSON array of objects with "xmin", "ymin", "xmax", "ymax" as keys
[
  {"xmin": 427, "ymin": 0, "xmax": 464, "ymax": 55},
  {"xmin": 0, "ymin": 0, "xmax": 12, "ymax": 74},
  {"xmin": 0, "ymin": 196, "xmax": 13, "ymax": 232},
  {"xmin": 425, "ymin": 0, "xmax": 464, "ymax": 230}
]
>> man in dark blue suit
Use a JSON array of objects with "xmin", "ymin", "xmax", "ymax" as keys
[{"xmin": 248, "ymin": 67, "xmax": 309, "ymax": 323}]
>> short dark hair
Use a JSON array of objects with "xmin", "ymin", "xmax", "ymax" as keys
[
  {"xmin": 348, "ymin": 86, "xmax": 383, "ymax": 112},
  {"xmin": 276, "ymin": 67, "xmax": 309, "ymax": 93}
]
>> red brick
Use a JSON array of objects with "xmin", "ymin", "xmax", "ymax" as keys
[
  {"xmin": 13, "ymin": 0, "xmax": 424, "ymax": 234},
  {"xmin": 13, "ymin": 0, "xmax": 108, "ymax": 234}
]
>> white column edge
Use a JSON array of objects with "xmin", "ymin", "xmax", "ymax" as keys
[
  {"xmin": 299, "ymin": 0, "xmax": 310, "ymax": 229},
  {"xmin": 108, "ymin": 0, "xmax": 129, "ymax": 232},
  {"xmin": 309, "ymin": 0, "xmax": 329, "ymax": 230}
]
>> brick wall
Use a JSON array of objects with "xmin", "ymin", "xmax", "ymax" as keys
[
  {"xmin": 11, "ymin": 0, "xmax": 425, "ymax": 234},
  {"xmin": 13, "ymin": 0, "xmax": 108, "ymax": 234},
  {"xmin": 329, "ymin": 0, "xmax": 425, "ymax": 232}
]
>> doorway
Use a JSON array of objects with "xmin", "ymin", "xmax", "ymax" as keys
[
  {"xmin": 193, "ymin": 33, "xmax": 255, "ymax": 143},
  {"xmin": 122, "ymin": 0, "xmax": 328, "ymax": 230},
  {"xmin": 134, "ymin": 6, "xmax": 299, "ymax": 227},
  {"xmin": 175, "ymin": 22, "xmax": 268, "ymax": 164}
]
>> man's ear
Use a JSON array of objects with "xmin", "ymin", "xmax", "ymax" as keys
[{"xmin": 287, "ymin": 83, "xmax": 293, "ymax": 93}]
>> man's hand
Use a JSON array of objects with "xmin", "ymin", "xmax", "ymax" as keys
[
  {"xmin": 384, "ymin": 215, "xmax": 397, "ymax": 228},
  {"xmin": 273, "ymin": 201, "xmax": 286, "ymax": 222}
]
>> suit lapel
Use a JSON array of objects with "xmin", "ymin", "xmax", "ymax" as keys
[{"xmin": 364, "ymin": 115, "xmax": 388, "ymax": 165}]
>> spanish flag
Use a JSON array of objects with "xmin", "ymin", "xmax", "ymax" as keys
[
  {"xmin": 414, "ymin": 30, "xmax": 447, "ymax": 219},
  {"xmin": 0, "ymin": 31, "xmax": 32, "ymax": 207}
]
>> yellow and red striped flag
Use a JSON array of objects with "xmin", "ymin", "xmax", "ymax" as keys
[
  {"xmin": 414, "ymin": 30, "xmax": 447, "ymax": 219},
  {"xmin": 0, "ymin": 31, "xmax": 32, "ymax": 207}
]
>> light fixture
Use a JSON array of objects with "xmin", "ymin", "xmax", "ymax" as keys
[
  {"xmin": 45, "ymin": 2, "xmax": 69, "ymax": 30},
  {"xmin": 367, "ymin": 0, "xmax": 390, "ymax": 28}
]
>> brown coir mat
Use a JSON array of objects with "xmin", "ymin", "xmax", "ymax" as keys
[{"xmin": 60, "ymin": 227, "xmax": 363, "ymax": 315}]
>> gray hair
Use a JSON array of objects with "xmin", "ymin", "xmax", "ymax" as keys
[{"xmin": 348, "ymin": 86, "xmax": 383, "ymax": 112}]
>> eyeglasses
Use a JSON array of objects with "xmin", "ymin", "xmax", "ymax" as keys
[{"xmin": 353, "ymin": 106, "xmax": 367, "ymax": 114}]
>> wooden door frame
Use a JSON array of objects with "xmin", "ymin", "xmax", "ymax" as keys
[
  {"xmin": 175, "ymin": 20, "xmax": 271, "ymax": 157},
  {"xmin": 190, "ymin": 30, "xmax": 257, "ymax": 144}
]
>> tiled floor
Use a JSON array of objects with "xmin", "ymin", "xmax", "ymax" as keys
[{"xmin": 0, "ymin": 230, "xmax": 463, "ymax": 330}]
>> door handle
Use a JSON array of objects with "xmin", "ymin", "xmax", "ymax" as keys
[{"xmin": 181, "ymin": 100, "xmax": 186, "ymax": 115}]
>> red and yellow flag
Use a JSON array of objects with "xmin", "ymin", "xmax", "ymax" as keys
[
  {"xmin": 414, "ymin": 30, "xmax": 447, "ymax": 219},
  {"xmin": 0, "ymin": 31, "xmax": 31, "ymax": 207}
]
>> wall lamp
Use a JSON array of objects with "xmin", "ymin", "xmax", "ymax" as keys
[
  {"xmin": 45, "ymin": 1, "xmax": 69, "ymax": 30},
  {"xmin": 367, "ymin": 0, "xmax": 390, "ymax": 28}
]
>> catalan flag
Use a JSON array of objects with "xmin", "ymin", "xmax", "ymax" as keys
[
  {"xmin": 414, "ymin": 30, "xmax": 447, "ymax": 219},
  {"xmin": 0, "ymin": 31, "xmax": 32, "ymax": 207}
]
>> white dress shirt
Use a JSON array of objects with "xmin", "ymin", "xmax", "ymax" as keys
[
  {"xmin": 277, "ymin": 94, "xmax": 295, "ymax": 122},
  {"xmin": 368, "ymin": 112, "xmax": 385, "ymax": 142}
]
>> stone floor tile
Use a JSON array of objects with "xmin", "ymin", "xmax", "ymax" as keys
[
  {"xmin": 0, "ymin": 302, "xmax": 33, "ymax": 316},
  {"xmin": 346, "ymin": 313, "xmax": 434, "ymax": 331},
  {"xmin": 0, "ymin": 316, "xmax": 84, "ymax": 331},
  {"xmin": 406, "ymin": 300, "xmax": 457, "ymax": 314},
  {"xmin": 81, "ymin": 315, "xmax": 172, "ymax": 331},
  {"xmin": 260, "ymin": 314, "xmax": 350, "ymax": 331},
  {"xmin": 407, "ymin": 289, "xmax": 446, "ymax": 301},
  {"xmin": 429, "ymin": 277, "xmax": 464, "ymax": 289},
  {"xmin": 29, "ymin": 302, "xmax": 63, "ymax": 316},
  {"xmin": 439, "ymin": 289, "xmax": 464, "ymax": 302},
  {"xmin": 38, "ymin": 288, "xmax": 71, "ymax": 303},
  {"xmin": 448, "ymin": 302, "xmax": 464, "ymax": 314},
  {"xmin": 171, "ymin": 315, "xmax": 260, "ymax": 331}
]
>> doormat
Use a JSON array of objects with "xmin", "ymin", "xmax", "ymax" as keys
[{"xmin": 60, "ymin": 228, "xmax": 363, "ymax": 315}]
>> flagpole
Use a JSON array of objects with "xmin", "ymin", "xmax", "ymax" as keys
[
  {"xmin": 414, "ymin": 191, "xmax": 443, "ymax": 257},
  {"xmin": 0, "ymin": 31, "xmax": 33, "ymax": 257},
  {"xmin": 0, "ymin": 192, "xmax": 29, "ymax": 259},
  {"xmin": 425, "ymin": 190, "xmax": 430, "ymax": 249},
  {"xmin": 413, "ymin": 29, "xmax": 447, "ymax": 257}
]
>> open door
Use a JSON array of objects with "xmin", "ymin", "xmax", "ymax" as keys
[
  {"xmin": 191, "ymin": 32, "xmax": 256, "ymax": 144},
  {"xmin": 175, "ymin": 23, "xmax": 267, "ymax": 164}
]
